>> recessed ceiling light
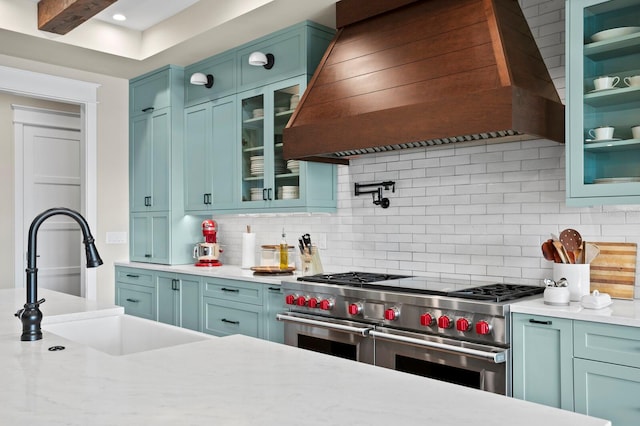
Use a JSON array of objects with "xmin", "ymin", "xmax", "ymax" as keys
[{"xmin": 112, "ymin": 14, "xmax": 126, "ymax": 22}]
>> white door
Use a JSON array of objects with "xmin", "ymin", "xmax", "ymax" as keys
[{"xmin": 14, "ymin": 106, "xmax": 83, "ymax": 296}]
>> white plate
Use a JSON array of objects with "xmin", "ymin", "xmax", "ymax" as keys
[
  {"xmin": 589, "ymin": 86, "xmax": 618, "ymax": 92},
  {"xmin": 584, "ymin": 138, "xmax": 621, "ymax": 144},
  {"xmin": 591, "ymin": 27, "xmax": 640, "ymax": 42}
]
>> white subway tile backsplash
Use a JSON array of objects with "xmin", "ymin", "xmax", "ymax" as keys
[{"xmin": 213, "ymin": 0, "xmax": 640, "ymax": 298}]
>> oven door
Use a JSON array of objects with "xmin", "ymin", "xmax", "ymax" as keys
[
  {"xmin": 370, "ymin": 327, "xmax": 508, "ymax": 395},
  {"xmin": 276, "ymin": 312, "xmax": 374, "ymax": 364}
]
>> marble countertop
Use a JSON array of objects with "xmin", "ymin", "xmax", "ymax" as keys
[
  {"xmin": 115, "ymin": 260, "xmax": 294, "ymax": 285},
  {"xmin": 0, "ymin": 288, "xmax": 610, "ymax": 425},
  {"xmin": 511, "ymin": 297, "xmax": 640, "ymax": 327}
]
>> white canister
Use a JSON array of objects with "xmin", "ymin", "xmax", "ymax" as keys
[{"xmin": 552, "ymin": 263, "xmax": 590, "ymax": 302}]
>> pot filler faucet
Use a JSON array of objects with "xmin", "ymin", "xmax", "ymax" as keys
[{"xmin": 15, "ymin": 208, "xmax": 103, "ymax": 341}]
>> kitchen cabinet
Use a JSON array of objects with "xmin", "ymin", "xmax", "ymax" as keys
[
  {"xmin": 202, "ymin": 277, "xmax": 263, "ymax": 338},
  {"xmin": 238, "ymin": 77, "xmax": 337, "ymax": 212},
  {"xmin": 512, "ymin": 313, "xmax": 640, "ymax": 426},
  {"xmin": 115, "ymin": 267, "xmax": 157, "ymax": 320},
  {"xmin": 566, "ymin": 0, "xmax": 640, "ymax": 205},
  {"xmin": 263, "ymin": 285, "xmax": 285, "ymax": 344},
  {"xmin": 183, "ymin": 96, "xmax": 237, "ymax": 213},
  {"xmin": 512, "ymin": 314, "xmax": 574, "ymax": 410},
  {"xmin": 129, "ymin": 65, "xmax": 199, "ymax": 264},
  {"xmin": 157, "ymin": 272, "xmax": 202, "ymax": 331},
  {"xmin": 184, "ymin": 51, "xmax": 236, "ymax": 107}
]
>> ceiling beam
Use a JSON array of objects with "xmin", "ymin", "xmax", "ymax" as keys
[{"xmin": 38, "ymin": 0, "xmax": 118, "ymax": 35}]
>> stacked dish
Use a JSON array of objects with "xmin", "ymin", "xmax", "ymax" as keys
[
  {"xmin": 250, "ymin": 156, "xmax": 264, "ymax": 176},
  {"xmin": 277, "ymin": 186, "xmax": 299, "ymax": 200},
  {"xmin": 274, "ymin": 153, "xmax": 288, "ymax": 175},
  {"xmin": 249, "ymin": 187, "xmax": 263, "ymax": 201},
  {"xmin": 287, "ymin": 160, "xmax": 300, "ymax": 173},
  {"xmin": 252, "ymin": 108, "xmax": 264, "ymax": 118}
]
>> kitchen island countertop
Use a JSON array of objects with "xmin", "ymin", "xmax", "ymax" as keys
[{"xmin": 0, "ymin": 288, "xmax": 610, "ymax": 425}]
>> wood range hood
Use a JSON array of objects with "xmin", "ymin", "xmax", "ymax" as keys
[{"xmin": 283, "ymin": 0, "xmax": 565, "ymax": 164}]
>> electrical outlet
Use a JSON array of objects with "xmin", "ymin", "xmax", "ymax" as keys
[{"xmin": 106, "ymin": 231, "xmax": 127, "ymax": 244}]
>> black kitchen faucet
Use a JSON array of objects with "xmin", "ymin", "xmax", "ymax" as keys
[{"xmin": 15, "ymin": 207, "xmax": 103, "ymax": 341}]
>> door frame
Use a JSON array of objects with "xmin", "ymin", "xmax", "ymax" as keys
[{"xmin": 1, "ymin": 65, "xmax": 100, "ymax": 300}]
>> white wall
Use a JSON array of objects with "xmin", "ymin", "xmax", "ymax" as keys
[
  {"xmin": 0, "ymin": 54, "xmax": 129, "ymax": 305},
  {"xmin": 212, "ymin": 0, "xmax": 640, "ymax": 299}
]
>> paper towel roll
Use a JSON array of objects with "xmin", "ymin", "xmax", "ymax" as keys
[{"xmin": 241, "ymin": 232, "xmax": 256, "ymax": 269}]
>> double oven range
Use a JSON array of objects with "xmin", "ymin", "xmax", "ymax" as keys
[{"xmin": 276, "ymin": 272, "xmax": 544, "ymax": 396}]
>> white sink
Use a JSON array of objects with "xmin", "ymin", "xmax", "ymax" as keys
[{"xmin": 43, "ymin": 314, "xmax": 214, "ymax": 356}]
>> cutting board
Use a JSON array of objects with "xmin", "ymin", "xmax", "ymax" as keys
[{"xmin": 589, "ymin": 242, "xmax": 637, "ymax": 299}]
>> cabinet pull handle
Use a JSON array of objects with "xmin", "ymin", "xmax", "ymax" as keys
[
  {"xmin": 268, "ymin": 287, "xmax": 281, "ymax": 292},
  {"xmin": 141, "ymin": 107, "xmax": 155, "ymax": 113},
  {"xmin": 262, "ymin": 188, "xmax": 267, "ymax": 201},
  {"xmin": 221, "ymin": 319, "xmax": 239, "ymax": 325},
  {"xmin": 144, "ymin": 254, "xmax": 152, "ymax": 258},
  {"xmin": 220, "ymin": 287, "xmax": 240, "ymax": 293},
  {"xmin": 529, "ymin": 319, "xmax": 552, "ymax": 325},
  {"xmin": 125, "ymin": 298, "xmax": 140, "ymax": 303},
  {"xmin": 172, "ymin": 279, "xmax": 179, "ymax": 291},
  {"xmin": 144, "ymin": 196, "xmax": 152, "ymax": 207},
  {"xmin": 207, "ymin": 193, "xmax": 212, "ymax": 204},
  {"xmin": 126, "ymin": 274, "xmax": 140, "ymax": 278},
  {"xmin": 267, "ymin": 188, "xmax": 273, "ymax": 200}
]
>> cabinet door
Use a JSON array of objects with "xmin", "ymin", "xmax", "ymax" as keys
[
  {"xmin": 130, "ymin": 114, "xmax": 151, "ymax": 212},
  {"xmin": 511, "ymin": 314, "xmax": 574, "ymax": 410},
  {"xmin": 264, "ymin": 285, "xmax": 284, "ymax": 343},
  {"xmin": 574, "ymin": 358, "xmax": 640, "ymax": 426},
  {"xmin": 130, "ymin": 212, "xmax": 170, "ymax": 264},
  {"xmin": 177, "ymin": 274, "xmax": 201, "ymax": 332},
  {"xmin": 130, "ymin": 70, "xmax": 170, "ymax": 114},
  {"xmin": 184, "ymin": 104, "xmax": 211, "ymax": 212},
  {"xmin": 209, "ymin": 96, "xmax": 237, "ymax": 209},
  {"xmin": 149, "ymin": 109, "xmax": 171, "ymax": 211},
  {"xmin": 566, "ymin": 0, "xmax": 640, "ymax": 205},
  {"xmin": 157, "ymin": 274, "xmax": 179, "ymax": 326}
]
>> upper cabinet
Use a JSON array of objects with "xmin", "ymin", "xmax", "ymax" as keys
[
  {"xmin": 566, "ymin": 0, "xmax": 640, "ymax": 205},
  {"xmin": 183, "ymin": 21, "xmax": 337, "ymax": 215}
]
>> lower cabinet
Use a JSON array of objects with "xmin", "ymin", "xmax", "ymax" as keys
[
  {"xmin": 115, "ymin": 266, "xmax": 284, "ymax": 343},
  {"xmin": 512, "ymin": 313, "xmax": 640, "ymax": 426},
  {"xmin": 157, "ymin": 273, "xmax": 201, "ymax": 331}
]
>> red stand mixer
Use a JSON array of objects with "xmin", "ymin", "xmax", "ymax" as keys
[{"xmin": 193, "ymin": 219, "xmax": 222, "ymax": 267}]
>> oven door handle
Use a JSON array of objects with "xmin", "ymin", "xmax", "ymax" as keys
[
  {"xmin": 368, "ymin": 330, "xmax": 506, "ymax": 363},
  {"xmin": 276, "ymin": 313, "xmax": 372, "ymax": 336}
]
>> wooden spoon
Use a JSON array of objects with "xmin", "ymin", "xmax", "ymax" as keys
[
  {"xmin": 541, "ymin": 239, "xmax": 556, "ymax": 262},
  {"xmin": 552, "ymin": 240, "xmax": 570, "ymax": 263},
  {"xmin": 559, "ymin": 229, "xmax": 583, "ymax": 264}
]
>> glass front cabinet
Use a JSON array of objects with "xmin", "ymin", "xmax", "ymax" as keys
[
  {"xmin": 238, "ymin": 77, "xmax": 335, "ymax": 211},
  {"xmin": 566, "ymin": 0, "xmax": 640, "ymax": 205}
]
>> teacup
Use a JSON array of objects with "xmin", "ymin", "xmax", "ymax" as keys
[
  {"xmin": 594, "ymin": 75, "xmax": 619, "ymax": 90},
  {"xmin": 632, "ymin": 125, "xmax": 640, "ymax": 140},
  {"xmin": 624, "ymin": 75, "xmax": 640, "ymax": 87},
  {"xmin": 588, "ymin": 126, "xmax": 614, "ymax": 140}
]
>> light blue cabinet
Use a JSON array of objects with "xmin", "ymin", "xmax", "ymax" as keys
[
  {"xmin": 566, "ymin": 0, "xmax": 640, "ymax": 205},
  {"xmin": 237, "ymin": 77, "xmax": 337, "ymax": 212},
  {"xmin": 157, "ymin": 273, "xmax": 202, "ymax": 331},
  {"xmin": 129, "ymin": 65, "xmax": 200, "ymax": 265},
  {"xmin": 184, "ymin": 51, "xmax": 236, "ymax": 107},
  {"xmin": 114, "ymin": 267, "xmax": 156, "ymax": 320},
  {"xmin": 263, "ymin": 285, "xmax": 285, "ymax": 344},
  {"xmin": 184, "ymin": 96, "xmax": 237, "ymax": 213},
  {"xmin": 512, "ymin": 314, "xmax": 574, "ymax": 410},
  {"xmin": 512, "ymin": 312, "xmax": 640, "ymax": 426}
]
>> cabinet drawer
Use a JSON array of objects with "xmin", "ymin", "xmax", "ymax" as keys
[
  {"xmin": 115, "ymin": 283, "xmax": 156, "ymax": 320},
  {"xmin": 203, "ymin": 297, "xmax": 262, "ymax": 338},
  {"xmin": 574, "ymin": 320, "xmax": 640, "ymax": 369},
  {"xmin": 115, "ymin": 268, "xmax": 154, "ymax": 287},
  {"xmin": 203, "ymin": 278, "xmax": 263, "ymax": 304}
]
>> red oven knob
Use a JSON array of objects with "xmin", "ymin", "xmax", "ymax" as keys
[
  {"xmin": 307, "ymin": 297, "xmax": 318, "ymax": 309},
  {"xmin": 319, "ymin": 299, "xmax": 334, "ymax": 311},
  {"xmin": 296, "ymin": 296, "xmax": 308, "ymax": 306},
  {"xmin": 348, "ymin": 303, "xmax": 363, "ymax": 315},
  {"xmin": 456, "ymin": 318, "xmax": 471, "ymax": 332},
  {"xmin": 475, "ymin": 320, "xmax": 492, "ymax": 335},
  {"xmin": 285, "ymin": 294, "xmax": 296, "ymax": 305},
  {"xmin": 384, "ymin": 307, "xmax": 399, "ymax": 321},
  {"xmin": 420, "ymin": 313, "xmax": 434, "ymax": 326},
  {"xmin": 438, "ymin": 315, "xmax": 451, "ymax": 329}
]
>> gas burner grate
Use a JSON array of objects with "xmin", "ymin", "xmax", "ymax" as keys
[
  {"xmin": 447, "ymin": 284, "xmax": 544, "ymax": 302},
  {"xmin": 298, "ymin": 272, "xmax": 411, "ymax": 285}
]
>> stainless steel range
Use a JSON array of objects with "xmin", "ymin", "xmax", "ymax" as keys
[{"xmin": 276, "ymin": 272, "xmax": 544, "ymax": 395}]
